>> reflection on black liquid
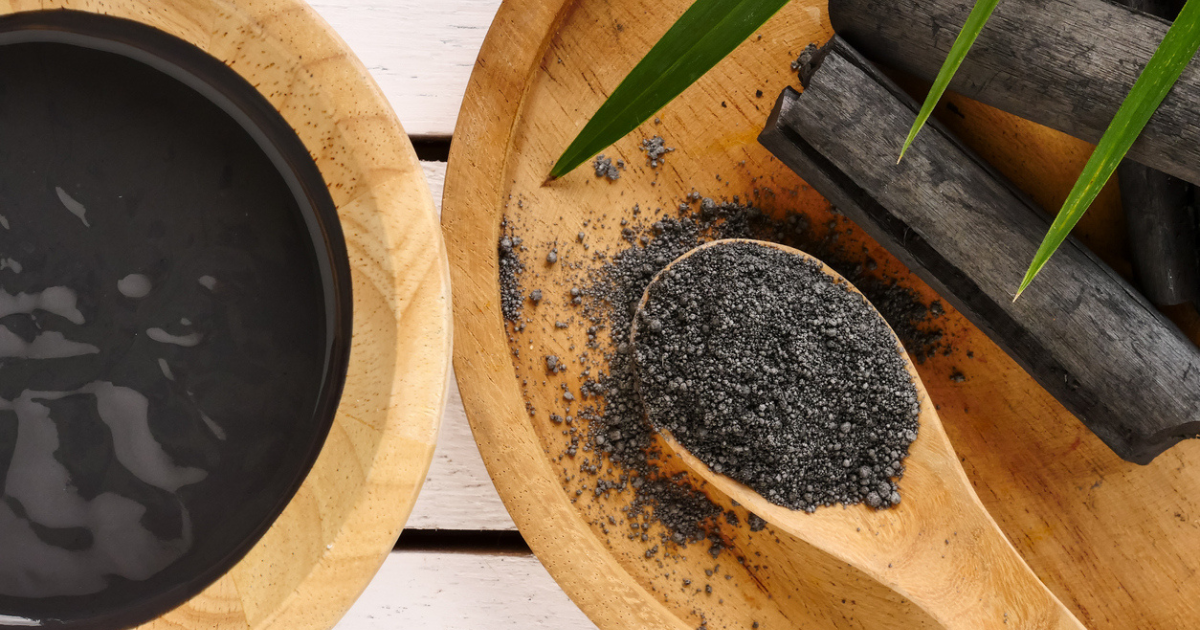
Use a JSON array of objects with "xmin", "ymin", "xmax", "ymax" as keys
[{"xmin": 0, "ymin": 42, "xmax": 328, "ymax": 605}]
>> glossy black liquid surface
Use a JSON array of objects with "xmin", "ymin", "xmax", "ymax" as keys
[{"xmin": 0, "ymin": 14, "xmax": 349, "ymax": 629}]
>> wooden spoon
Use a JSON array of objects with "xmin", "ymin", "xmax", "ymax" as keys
[{"xmin": 631, "ymin": 239, "xmax": 1087, "ymax": 630}]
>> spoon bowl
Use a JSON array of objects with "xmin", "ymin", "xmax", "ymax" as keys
[{"xmin": 631, "ymin": 238, "xmax": 1086, "ymax": 630}]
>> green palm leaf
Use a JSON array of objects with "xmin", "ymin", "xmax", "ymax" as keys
[
  {"xmin": 1016, "ymin": 0, "xmax": 1200, "ymax": 298},
  {"xmin": 548, "ymin": 0, "xmax": 791, "ymax": 180},
  {"xmin": 899, "ymin": 0, "xmax": 999, "ymax": 162}
]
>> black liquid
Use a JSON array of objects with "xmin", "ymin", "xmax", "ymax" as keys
[{"xmin": 0, "ymin": 29, "xmax": 346, "ymax": 629}]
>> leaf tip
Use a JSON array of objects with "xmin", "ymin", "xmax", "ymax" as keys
[
  {"xmin": 897, "ymin": 132, "xmax": 918, "ymax": 164},
  {"xmin": 1013, "ymin": 274, "xmax": 1034, "ymax": 302}
]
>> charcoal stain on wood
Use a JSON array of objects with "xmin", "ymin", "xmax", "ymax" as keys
[
  {"xmin": 828, "ymin": 0, "xmax": 1200, "ymax": 187},
  {"xmin": 759, "ymin": 36, "xmax": 1200, "ymax": 464}
]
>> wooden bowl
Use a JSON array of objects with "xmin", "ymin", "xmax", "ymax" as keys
[
  {"xmin": 442, "ymin": 0, "xmax": 1200, "ymax": 628},
  {"xmin": 0, "ymin": 2, "xmax": 450, "ymax": 629}
]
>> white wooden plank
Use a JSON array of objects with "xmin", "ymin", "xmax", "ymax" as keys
[
  {"xmin": 407, "ymin": 366, "xmax": 517, "ymax": 530},
  {"xmin": 308, "ymin": 0, "xmax": 502, "ymax": 137},
  {"xmin": 405, "ymin": 160, "xmax": 517, "ymax": 531},
  {"xmin": 422, "ymin": 160, "xmax": 446, "ymax": 211},
  {"xmin": 337, "ymin": 552, "xmax": 600, "ymax": 629}
]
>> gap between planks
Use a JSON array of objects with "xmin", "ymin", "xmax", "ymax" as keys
[{"xmin": 394, "ymin": 529, "xmax": 528, "ymax": 554}]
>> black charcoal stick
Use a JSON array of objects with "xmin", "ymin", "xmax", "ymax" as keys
[
  {"xmin": 828, "ymin": 0, "xmax": 1200, "ymax": 186},
  {"xmin": 759, "ymin": 37, "xmax": 1200, "ymax": 464},
  {"xmin": 1111, "ymin": 0, "xmax": 1200, "ymax": 306}
]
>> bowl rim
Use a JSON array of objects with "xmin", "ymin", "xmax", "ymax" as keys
[{"xmin": 0, "ymin": 10, "xmax": 353, "ymax": 629}]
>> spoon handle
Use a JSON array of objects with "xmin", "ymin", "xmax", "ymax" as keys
[
  {"xmin": 667, "ymin": 427, "xmax": 1089, "ymax": 629},
  {"xmin": 835, "ymin": 425, "xmax": 1089, "ymax": 630},
  {"xmin": 878, "ymin": 485, "xmax": 1087, "ymax": 629},
  {"xmin": 636, "ymin": 239, "xmax": 1089, "ymax": 628}
]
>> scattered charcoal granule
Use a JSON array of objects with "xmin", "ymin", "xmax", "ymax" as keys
[
  {"xmin": 594, "ymin": 154, "xmax": 621, "ymax": 181},
  {"xmin": 546, "ymin": 355, "xmax": 560, "ymax": 372},
  {"xmin": 547, "ymin": 248, "xmax": 558, "ymax": 264},
  {"xmin": 859, "ymin": 283, "xmax": 944, "ymax": 363},
  {"xmin": 747, "ymin": 513, "xmax": 767, "ymax": 532},
  {"xmin": 498, "ymin": 219, "xmax": 526, "ymax": 322},
  {"xmin": 530, "ymin": 289, "xmax": 543, "ymax": 304},
  {"xmin": 497, "ymin": 195, "xmax": 946, "ymax": 553},
  {"xmin": 632, "ymin": 241, "xmax": 919, "ymax": 512},
  {"xmin": 949, "ymin": 369, "xmax": 966, "ymax": 383},
  {"xmin": 640, "ymin": 135, "xmax": 675, "ymax": 168}
]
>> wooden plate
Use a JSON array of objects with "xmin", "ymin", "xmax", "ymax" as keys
[
  {"xmin": 0, "ymin": 1, "xmax": 450, "ymax": 628},
  {"xmin": 443, "ymin": 0, "xmax": 1200, "ymax": 628}
]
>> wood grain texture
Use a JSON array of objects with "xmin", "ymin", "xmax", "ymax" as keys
[
  {"xmin": 441, "ymin": 0, "xmax": 1200, "ymax": 628},
  {"xmin": 407, "ymin": 160, "xmax": 516, "ymax": 531},
  {"xmin": 828, "ymin": 0, "xmax": 1200, "ymax": 186},
  {"xmin": 763, "ymin": 38, "xmax": 1200, "ymax": 464},
  {"xmin": 643, "ymin": 240, "xmax": 1084, "ymax": 629},
  {"xmin": 308, "ymin": 0, "xmax": 501, "ymax": 138},
  {"xmin": 0, "ymin": 1, "xmax": 451, "ymax": 628},
  {"xmin": 338, "ymin": 551, "xmax": 598, "ymax": 629}
]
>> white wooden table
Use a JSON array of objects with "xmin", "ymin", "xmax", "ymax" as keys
[{"xmin": 305, "ymin": 2, "xmax": 600, "ymax": 628}]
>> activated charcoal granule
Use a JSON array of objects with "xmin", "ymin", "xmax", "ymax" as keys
[
  {"xmin": 499, "ymin": 219, "xmax": 526, "ymax": 323},
  {"xmin": 497, "ymin": 196, "xmax": 946, "ymax": 559},
  {"xmin": 593, "ymin": 154, "xmax": 622, "ymax": 181},
  {"xmin": 640, "ymin": 135, "xmax": 675, "ymax": 168},
  {"xmin": 633, "ymin": 241, "xmax": 920, "ymax": 512}
]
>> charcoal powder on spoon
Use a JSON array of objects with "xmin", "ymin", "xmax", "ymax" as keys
[{"xmin": 632, "ymin": 240, "xmax": 920, "ymax": 512}]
